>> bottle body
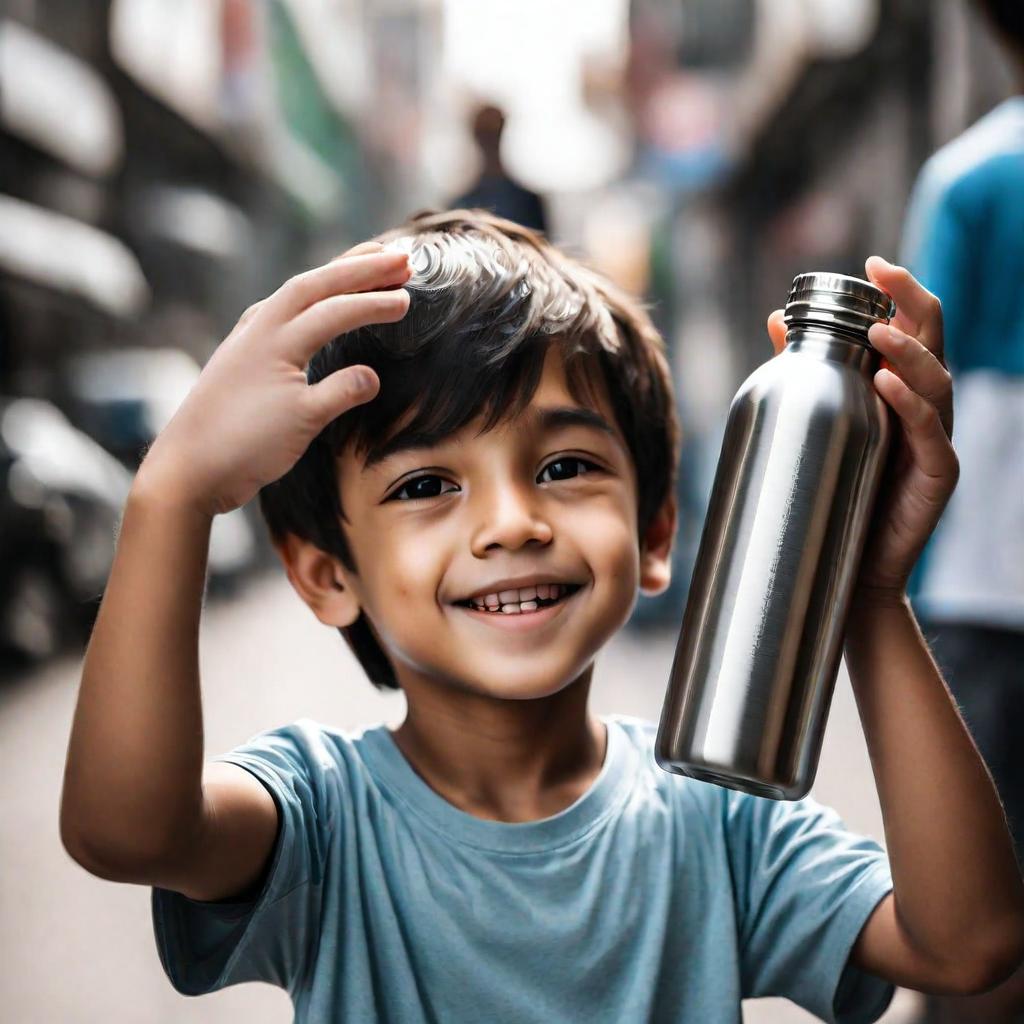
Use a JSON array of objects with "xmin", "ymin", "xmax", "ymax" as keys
[{"xmin": 656, "ymin": 327, "xmax": 891, "ymax": 799}]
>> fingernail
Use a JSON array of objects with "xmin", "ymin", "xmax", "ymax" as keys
[{"xmin": 353, "ymin": 369, "xmax": 376, "ymax": 391}]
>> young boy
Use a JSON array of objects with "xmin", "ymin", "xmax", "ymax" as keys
[{"xmin": 60, "ymin": 209, "xmax": 1024, "ymax": 1022}]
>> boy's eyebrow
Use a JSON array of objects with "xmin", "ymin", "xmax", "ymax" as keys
[
  {"xmin": 531, "ymin": 405, "xmax": 618, "ymax": 440},
  {"xmin": 362, "ymin": 405, "xmax": 619, "ymax": 471}
]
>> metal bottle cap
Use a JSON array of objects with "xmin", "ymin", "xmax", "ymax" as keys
[{"xmin": 783, "ymin": 272, "xmax": 896, "ymax": 336}]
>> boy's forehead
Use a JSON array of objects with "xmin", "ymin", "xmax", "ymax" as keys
[{"xmin": 343, "ymin": 346, "xmax": 621, "ymax": 476}]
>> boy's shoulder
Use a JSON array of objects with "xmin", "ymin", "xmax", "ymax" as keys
[
  {"xmin": 599, "ymin": 715, "xmax": 873, "ymax": 852},
  {"xmin": 207, "ymin": 716, "xmax": 383, "ymax": 819}
]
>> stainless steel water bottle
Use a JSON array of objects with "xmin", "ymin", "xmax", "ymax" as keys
[{"xmin": 656, "ymin": 272, "xmax": 895, "ymax": 800}]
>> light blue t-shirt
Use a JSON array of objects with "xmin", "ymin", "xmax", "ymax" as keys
[{"xmin": 152, "ymin": 715, "xmax": 894, "ymax": 1023}]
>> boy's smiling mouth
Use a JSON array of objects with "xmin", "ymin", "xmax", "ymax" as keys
[
  {"xmin": 455, "ymin": 582, "xmax": 583, "ymax": 613},
  {"xmin": 450, "ymin": 579, "xmax": 586, "ymax": 630},
  {"xmin": 454, "ymin": 585, "xmax": 589, "ymax": 630}
]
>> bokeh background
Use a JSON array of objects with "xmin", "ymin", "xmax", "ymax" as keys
[{"xmin": 0, "ymin": 1, "xmax": 1018, "ymax": 1021}]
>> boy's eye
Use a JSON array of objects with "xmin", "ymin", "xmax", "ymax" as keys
[
  {"xmin": 390, "ymin": 475, "xmax": 458, "ymax": 501},
  {"xmin": 386, "ymin": 458, "xmax": 600, "ymax": 502},
  {"xmin": 537, "ymin": 457, "xmax": 598, "ymax": 483}
]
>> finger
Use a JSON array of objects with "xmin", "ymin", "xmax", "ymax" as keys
[
  {"xmin": 236, "ymin": 298, "xmax": 266, "ymax": 328},
  {"xmin": 868, "ymin": 323, "xmax": 953, "ymax": 438},
  {"xmin": 285, "ymin": 288, "xmax": 411, "ymax": 364},
  {"xmin": 766, "ymin": 309, "xmax": 787, "ymax": 355},
  {"xmin": 864, "ymin": 256, "xmax": 944, "ymax": 362},
  {"xmin": 304, "ymin": 364, "xmax": 380, "ymax": 425},
  {"xmin": 336, "ymin": 240, "xmax": 385, "ymax": 260},
  {"xmin": 268, "ymin": 251, "xmax": 412, "ymax": 321},
  {"xmin": 874, "ymin": 368, "xmax": 958, "ymax": 482},
  {"xmin": 338, "ymin": 242, "xmax": 411, "ymax": 294}
]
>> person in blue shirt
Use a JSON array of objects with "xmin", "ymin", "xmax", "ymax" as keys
[
  {"xmin": 60, "ymin": 208, "xmax": 1024, "ymax": 1023},
  {"xmin": 900, "ymin": 2, "xmax": 1024, "ymax": 1020}
]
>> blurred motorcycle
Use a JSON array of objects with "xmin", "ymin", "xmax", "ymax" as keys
[
  {"xmin": 0, "ymin": 397, "xmax": 132, "ymax": 666},
  {"xmin": 60, "ymin": 347, "xmax": 259, "ymax": 593}
]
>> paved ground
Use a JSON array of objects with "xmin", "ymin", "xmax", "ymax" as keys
[{"xmin": 0, "ymin": 568, "xmax": 919, "ymax": 1023}]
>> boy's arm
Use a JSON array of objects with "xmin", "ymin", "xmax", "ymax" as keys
[
  {"xmin": 59, "ymin": 477, "xmax": 279, "ymax": 903},
  {"xmin": 59, "ymin": 242, "xmax": 412, "ymax": 901},
  {"xmin": 765, "ymin": 257, "xmax": 1024, "ymax": 995},
  {"xmin": 845, "ymin": 596, "xmax": 1024, "ymax": 995},
  {"xmin": 811, "ymin": 258, "xmax": 1024, "ymax": 994}
]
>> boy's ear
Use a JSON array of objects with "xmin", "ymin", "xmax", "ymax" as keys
[
  {"xmin": 271, "ymin": 532, "xmax": 361, "ymax": 628},
  {"xmin": 639, "ymin": 493, "xmax": 677, "ymax": 597}
]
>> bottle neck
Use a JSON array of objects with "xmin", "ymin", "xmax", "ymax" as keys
[{"xmin": 785, "ymin": 324, "xmax": 881, "ymax": 374}]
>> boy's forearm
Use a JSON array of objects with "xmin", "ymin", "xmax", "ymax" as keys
[
  {"xmin": 60, "ymin": 470, "xmax": 213, "ymax": 873},
  {"xmin": 844, "ymin": 594, "xmax": 1024, "ymax": 965}
]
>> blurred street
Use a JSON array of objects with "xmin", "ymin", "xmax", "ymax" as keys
[
  {"xmin": 0, "ymin": 566, "xmax": 917, "ymax": 1024},
  {"xmin": 4, "ymin": 1, "xmax": 1022, "ymax": 1021}
]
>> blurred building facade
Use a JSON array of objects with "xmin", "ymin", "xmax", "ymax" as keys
[
  {"xmin": 605, "ymin": 0, "xmax": 1020, "ymax": 624},
  {"xmin": 0, "ymin": 0, "xmax": 444, "ymax": 398},
  {"xmin": 0, "ymin": 0, "xmax": 444, "ymax": 665}
]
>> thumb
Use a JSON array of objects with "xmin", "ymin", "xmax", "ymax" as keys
[
  {"xmin": 305, "ymin": 366, "xmax": 380, "ymax": 425},
  {"xmin": 766, "ymin": 309, "xmax": 787, "ymax": 355}
]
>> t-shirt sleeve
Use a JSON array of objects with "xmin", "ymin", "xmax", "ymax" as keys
[
  {"xmin": 151, "ymin": 720, "xmax": 333, "ymax": 996},
  {"xmin": 724, "ymin": 790, "xmax": 895, "ymax": 1024}
]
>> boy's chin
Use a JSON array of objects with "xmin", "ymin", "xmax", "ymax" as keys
[{"xmin": 449, "ymin": 665, "xmax": 590, "ymax": 703}]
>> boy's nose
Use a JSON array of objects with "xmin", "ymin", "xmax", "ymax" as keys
[{"xmin": 468, "ymin": 483, "xmax": 554, "ymax": 554}]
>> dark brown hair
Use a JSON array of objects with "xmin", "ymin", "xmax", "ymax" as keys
[{"xmin": 258, "ymin": 208, "xmax": 681, "ymax": 690}]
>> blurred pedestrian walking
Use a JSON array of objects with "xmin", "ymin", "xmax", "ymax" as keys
[
  {"xmin": 453, "ymin": 103, "xmax": 549, "ymax": 234},
  {"xmin": 901, "ymin": 2, "xmax": 1024, "ymax": 1020}
]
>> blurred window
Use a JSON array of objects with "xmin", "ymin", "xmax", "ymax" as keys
[
  {"xmin": 109, "ymin": 0, "xmax": 222, "ymax": 130},
  {"xmin": 0, "ymin": 19, "xmax": 123, "ymax": 175},
  {"xmin": 0, "ymin": 195, "xmax": 149, "ymax": 317}
]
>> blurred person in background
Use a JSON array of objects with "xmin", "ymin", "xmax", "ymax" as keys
[
  {"xmin": 453, "ymin": 103, "xmax": 549, "ymax": 234},
  {"xmin": 900, "ymin": 1, "xmax": 1024, "ymax": 1021}
]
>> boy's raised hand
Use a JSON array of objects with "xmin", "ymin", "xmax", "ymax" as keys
[
  {"xmin": 136, "ymin": 242, "xmax": 411, "ymax": 518},
  {"xmin": 766, "ymin": 257, "xmax": 959, "ymax": 599}
]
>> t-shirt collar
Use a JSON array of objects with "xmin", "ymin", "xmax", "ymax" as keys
[{"xmin": 358, "ymin": 715, "xmax": 636, "ymax": 854}]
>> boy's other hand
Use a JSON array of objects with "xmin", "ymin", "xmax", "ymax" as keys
[
  {"xmin": 765, "ymin": 257, "xmax": 958, "ymax": 601},
  {"xmin": 135, "ymin": 242, "xmax": 411, "ymax": 518}
]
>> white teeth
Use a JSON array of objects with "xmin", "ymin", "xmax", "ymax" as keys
[
  {"xmin": 467, "ymin": 583, "xmax": 573, "ymax": 612},
  {"xmin": 468, "ymin": 581, "xmax": 573, "ymax": 610}
]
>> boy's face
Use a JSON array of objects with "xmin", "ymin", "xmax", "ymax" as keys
[{"xmin": 286, "ymin": 345, "xmax": 675, "ymax": 702}]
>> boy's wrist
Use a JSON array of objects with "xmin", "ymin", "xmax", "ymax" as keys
[
  {"xmin": 130, "ymin": 460, "xmax": 216, "ymax": 523},
  {"xmin": 845, "ymin": 584, "xmax": 913, "ymax": 638},
  {"xmin": 849, "ymin": 583, "xmax": 910, "ymax": 610}
]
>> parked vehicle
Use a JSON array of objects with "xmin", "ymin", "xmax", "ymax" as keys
[
  {"xmin": 60, "ymin": 347, "xmax": 259, "ymax": 592},
  {"xmin": 0, "ymin": 396, "xmax": 132, "ymax": 666}
]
